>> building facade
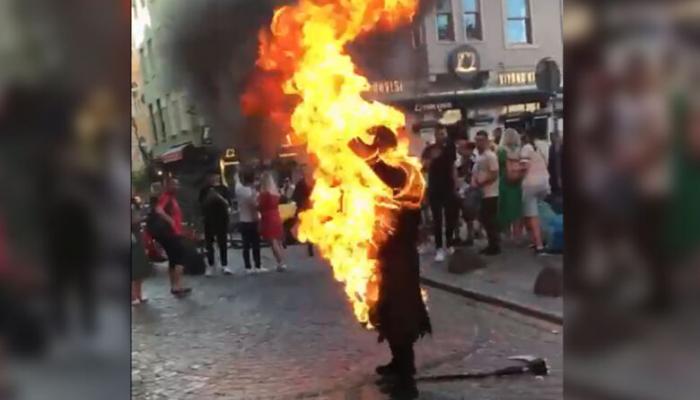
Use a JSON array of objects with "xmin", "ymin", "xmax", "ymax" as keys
[
  {"xmin": 366, "ymin": 0, "xmax": 564, "ymax": 140},
  {"xmin": 131, "ymin": 0, "xmax": 207, "ymax": 164}
]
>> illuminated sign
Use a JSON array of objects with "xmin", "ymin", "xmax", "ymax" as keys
[
  {"xmin": 449, "ymin": 45, "xmax": 480, "ymax": 82},
  {"xmin": 498, "ymin": 71, "xmax": 536, "ymax": 86},
  {"xmin": 414, "ymin": 102, "xmax": 453, "ymax": 112},
  {"xmin": 369, "ymin": 80, "xmax": 404, "ymax": 94}
]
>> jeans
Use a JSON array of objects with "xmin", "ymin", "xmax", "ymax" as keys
[
  {"xmin": 205, "ymin": 218, "xmax": 228, "ymax": 267},
  {"xmin": 480, "ymin": 196, "xmax": 500, "ymax": 250},
  {"xmin": 429, "ymin": 194, "xmax": 458, "ymax": 249},
  {"xmin": 239, "ymin": 222, "xmax": 261, "ymax": 269}
]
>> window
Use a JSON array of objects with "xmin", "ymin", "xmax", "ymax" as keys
[
  {"xmin": 146, "ymin": 39, "xmax": 155, "ymax": 76},
  {"xmin": 436, "ymin": 0, "xmax": 455, "ymax": 41},
  {"xmin": 462, "ymin": 0, "xmax": 482, "ymax": 40},
  {"xmin": 505, "ymin": 0, "xmax": 532, "ymax": 45},
  {"xmin": 148, "ymin": 103, "xmax": 159, "ymax": 144},
  {"xmin": 156, "ymin": 99, "xmax": 167, "ymax": 141},
  {"xmin": 412, "ymin": 23, "xmax": 424, "ymax": 48},
  {"xmin": 139, "ymin": 48, "xmax": 148, "ymax": 78}
]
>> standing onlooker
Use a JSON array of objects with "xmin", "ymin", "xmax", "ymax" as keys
[
  {"xmin": 292, "ymin": 166, "xmax": 315, "ymax": 257},
  {"xmin": 421, "ymin": 125, "xmax": 458, "ymax": 262},
  {"xmin": 519, "ymin": 131, "xmax": 551, "ymax": 254},
  {"xmin": 473, "ymin": 130, "xmax": 501, "ymax": 255},
  {"xmin": 153, "ymin": 178, "xmax": 192, "ymax": 296},
  {"xmin": 548, "ymin": 131, "xmax": 563, "ymax": 197},
  {"xmin": 259, "ymin": 172, "xmax": 288, "ymax": 271},
  {"xmin": 235, "ymin": 170, "xmax": 263, "ymax": 272},
  {"xmin": 497, "ymin": 128, "xmax": 524, "ymax": 239},
  {"xmin": 131, "ymin": 196, "xmax": 151, "ymax": 305},
  {"xmin": 199, "ymin": 171, "xmax": 232, "ymax": 276},
  {"xmin": 492, "ymin": 127, "xmax": 503, "ymax": 148},
  {"xmin": 455, "ymin": 138, "xmax": 477, "ymax": 246}
]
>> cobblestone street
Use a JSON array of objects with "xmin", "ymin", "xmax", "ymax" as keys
[{"xmin": 132, "ymin": 246, "xmax": 562, "ymax": 399}]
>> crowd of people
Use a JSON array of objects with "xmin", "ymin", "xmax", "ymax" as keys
[
  {"xmin": 420, "ymin": 123, "xmax": 563, "ymax": 262},
  {"xmin": 130, "ymin": 165, "xmax": 314, "ymax": 305}
]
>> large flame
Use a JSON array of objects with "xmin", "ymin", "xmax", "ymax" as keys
[{"xmin": 244, "ymin": 0, "xmax": 424, "ymax": 325}]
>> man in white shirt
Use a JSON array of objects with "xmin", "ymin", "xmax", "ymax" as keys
[
  {"xmin": 472, "ymin": 130, "xmax": 500, "ymax": 255},
  {"xmin": 235, "ymin": 169, "xmax": 262, "ymax": 272}
]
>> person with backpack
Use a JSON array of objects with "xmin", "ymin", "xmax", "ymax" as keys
[
  {"xmin": 198, "ymin": 171, "xmax": 232, "ymax": 276},
  {"xmin": 149, "ymin": 178, "xmax": 192, "ymax": 297},
  {"xmin": 517, "ymin": 130, "xmax": 551, "ymax": 255}
]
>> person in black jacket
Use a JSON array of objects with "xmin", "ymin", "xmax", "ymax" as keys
[
  {"xmin": 198, "ymin": 171, "xmax": 232, "ymax": 275},
  {"xmin": 349, "ymin": 126, "xmax": 431, "ymax": 399},
  {"xmin": 291, "ymin": 167, "xmax": 315, "ymax": 257}
]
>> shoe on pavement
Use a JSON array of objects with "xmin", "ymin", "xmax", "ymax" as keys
[
  {"xmin": 276, "ymin": 264, "xmax": 288, "ymax": 272},
  {"xmin": 139, "ymin": 296, "xmax": 148, "ymax": 303},
  {"xmin": 205, "ymin": 266, "xmax": 215, "ymax": 277},
  {"xmin": 434, "ymin": 249, "xmax": 445, "ymax": 262},
  {"xmin": 222, "ymin": 267, "xmax": 234, "ymax": 275},
  {"xmin": 171, "ymin": 288, "xmax": 192, "ymax": 297},
  {"xmin": 534, "ymin": 247, "xmax": 549, "ymax": 256},
  {"xmin": 379, "ymin": 377, "xmax": 418, "ymax": 399},
  {"xmin": 375, "ymin": 361, "xmax": 397, "ymax": 376},
  {"xmin": 258, "ymin": 267, "xmax": 270, "ymax": 273},
  {"xmin": 244, "ymin": 269, "xmax": 255, "ymax": 275},
  {"xmin": 131, "ymin": 299, "xmax": 141, "ymax": 306}
]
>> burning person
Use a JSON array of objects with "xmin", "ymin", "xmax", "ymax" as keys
[{"xmin": 348, "ymin": 125, "xmax": 431, "ymax": 399}]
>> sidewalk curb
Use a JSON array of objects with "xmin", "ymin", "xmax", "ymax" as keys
[{"xmin": 420, "ymin": 277, "xmax": 564, "ymax": 325}]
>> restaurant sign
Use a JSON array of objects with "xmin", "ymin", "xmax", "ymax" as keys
[
  {"xmin": 498, "ymin": 71, "xmax": 536, "ymax": 86},
  {"xmin": 414, "ymin": 102, "xmax": 453, "ymax": 112},
  {"xmin": 368, "ymin": 80, "xmax": 404, "ymax": 94}
]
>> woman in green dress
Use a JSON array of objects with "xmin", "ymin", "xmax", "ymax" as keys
[{"xmin": 497, "ymin": 128, "xmax": 524, "ymax": 239}]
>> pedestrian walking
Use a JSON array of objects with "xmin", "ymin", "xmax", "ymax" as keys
[
  {"xmin": 259, "ymin": 172, "xmax": 288, "ymax": 272},
  {"xmin": 497, "ymin": 128, "xmax": 524, "ymax": 240},
  {"xmin": 235, "ymin": 169, "xmax": 263, "ymax": 272},
  {"xmin": 131, "ymin": 196, "xmax": 152, "ymax": 305},
  {"xmin": 518, "ymin": 131, "xmax": 551, "ymax": 255},
  {"xmin": 151, "ymin": 178, "xmax": 192, "ymax": 296},
  {"xmin": 198, "ymin": 171, "xmax": 232, "ymax": 276},
  {"xmin": 473, "ymin": 130, "xmax": 501, "ymax": 255},
  {"xmin": 421, "ymin": 125, "xmax": 458, "ymax": 262}
]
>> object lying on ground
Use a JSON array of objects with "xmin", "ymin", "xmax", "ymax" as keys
[{"xmin": 416, "ymin": 355, "xmax": 549, "ymax": 382}]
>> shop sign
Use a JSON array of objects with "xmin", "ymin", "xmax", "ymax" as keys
[
  {"xmin": 414, "ymin": 102, "xmax": 453, "ymax": 112},
  {"xmin": 448, "ymin": 45, "xmax": 480, "ymax": 82},
  {"xmin": 498, "ymin": 71, "xmax": 536, "ymax": 86},
  {"xmin": 369, "ymin": 80, "xmax": 404, "ymax": 94}
]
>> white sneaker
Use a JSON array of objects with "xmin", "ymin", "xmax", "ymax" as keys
[
  {"xmin": 258, "ymin": 267, "xmax": 270, "ymax": 273},
  {"xmin": 205, "ymin": 266, "xmax": 215, "ymax": 277},
  {"xmin": 222, "ymin": 267, "xmax": 234, "ymax": 275},
  {"xmin": 131, "ymin": 299, "xmax": 141, "ymax": 306},
  {"xmin": 434, "ymin": 249, "xmax": 445, "ymax": 262},
  {"xmin": 276, "ymin": 264, "xmax": 287, "ymax": 272},
  {"xmin": 244, "ymin": 269, "xmax": 255, "ymax": 275}
]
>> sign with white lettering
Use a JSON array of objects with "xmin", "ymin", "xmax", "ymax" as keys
[
  {"xmin": 498, "ymin": 71, "xmax": 536, "ymax": 86},
  {"xmin": 414, "ymin": 102, "xmax": 453, "ymax": 113},
  {"xmin": 369, "ymin": 80, "xmax": 404, "ymax": 94}
]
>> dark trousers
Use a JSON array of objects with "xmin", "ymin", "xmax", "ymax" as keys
[
  {"xmin": 50, "ymin": 265, "xmax": 96, "ymax": 335},
  {"xmin": 205, "ymin": 218, "xmax": 228, "ymax": 266},
  {"xmin": 429, "ymin": 195, "xmax": 458, "ymax": 249},
  {"xmin": 479, "ymin": 197, "xmax": 500, "ymax": 250},
  {"xmin": 388, "ymin": 340, "xmax": 416, "ymax": 377},
  {"xmin": 239, "ymin": 222, "xmax": 261, "ymax": 269}
]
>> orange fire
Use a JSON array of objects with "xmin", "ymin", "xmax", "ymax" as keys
[{"xmin": 244, "ymin": 0, "xmax": 424, "ymax": 325}]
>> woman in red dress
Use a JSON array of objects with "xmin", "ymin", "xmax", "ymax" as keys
[{"xmin": 259, "ymin": 172, "xmax": 288, "ymax": 271}]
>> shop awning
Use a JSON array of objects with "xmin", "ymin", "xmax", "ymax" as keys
[{"xmin": 160, "ymin": 143, "xmax": 191, "ymax": 164}]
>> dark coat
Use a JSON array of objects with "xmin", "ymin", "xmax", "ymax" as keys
[{"xmin": 366, "ymin": 160, "xmax": 432, "ymax": 345}]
